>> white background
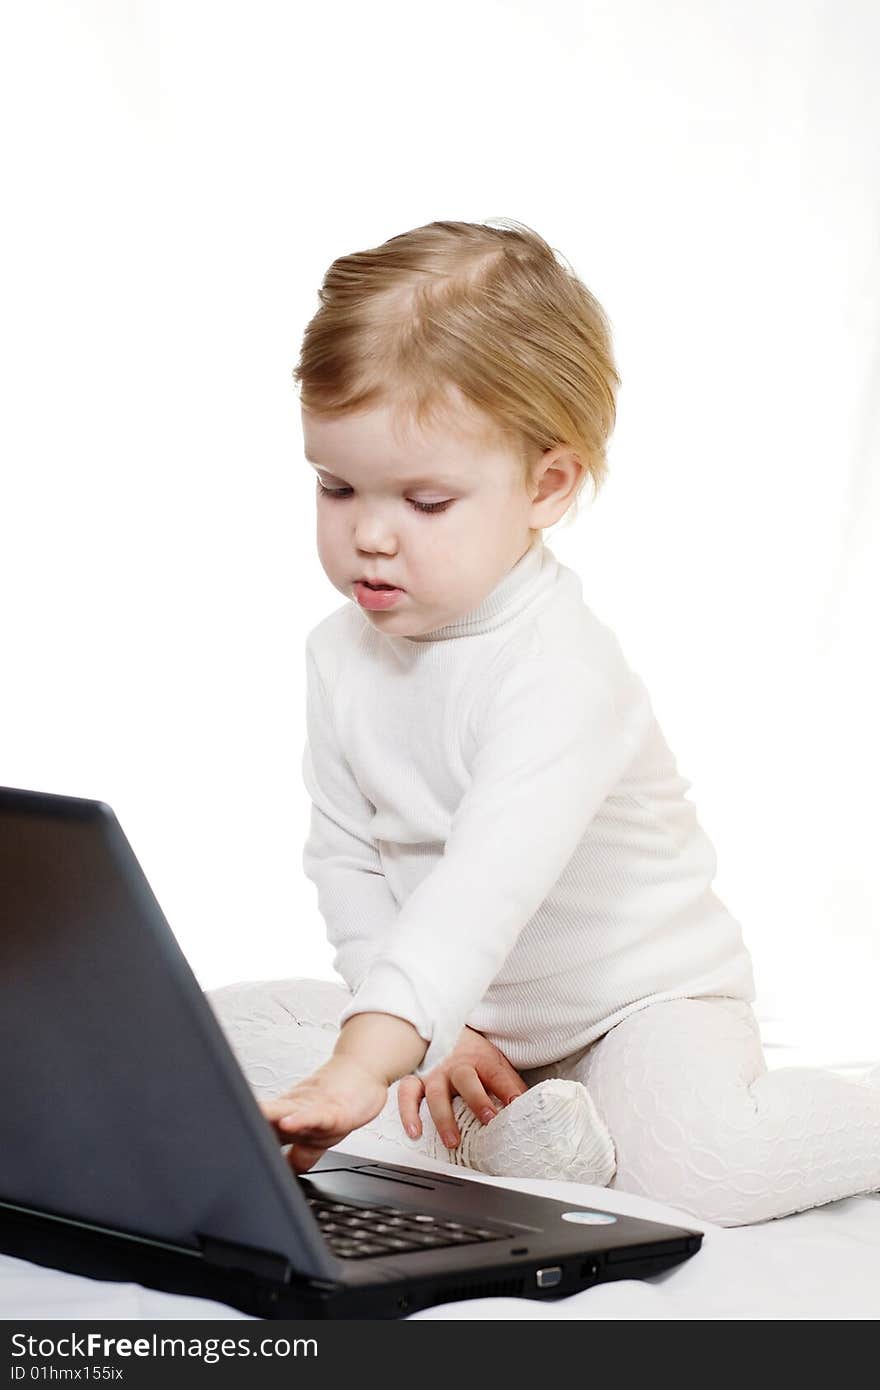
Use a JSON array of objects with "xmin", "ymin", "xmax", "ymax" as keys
[{"xmin": 1, "ymin": 0, "xmax": 878, "ymax": 1063}]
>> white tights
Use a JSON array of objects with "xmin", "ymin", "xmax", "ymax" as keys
[{"xmin": 207, "ymin": 977, "xmax": 880, "ymax": 1228}]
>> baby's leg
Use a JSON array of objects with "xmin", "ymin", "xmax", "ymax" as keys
[
  {"xmin": 555, "ymin": 996, "xmax": 880, "ymax": 1226},
  {"xmin": 207, "ymin": 978, "xmax": 344, "ymax": 1093},
  {"xmin": 206, "ymin": 977, "xmax": 614, "ymax": 1181}
]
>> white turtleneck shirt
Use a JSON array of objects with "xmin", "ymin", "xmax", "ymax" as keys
[{"xmin": 301, "ymin": 537, "xmax": 756, "ymax": 1075}]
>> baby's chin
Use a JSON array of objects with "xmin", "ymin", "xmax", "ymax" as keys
[
  {"xmin": 363, "ymin": 612, "xmax": 436, "ymax": 638},
  {"xmin": 360, "ymin": 601, "xmax": 458, "ymax": 639}
]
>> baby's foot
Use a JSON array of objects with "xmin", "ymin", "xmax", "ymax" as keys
[{"xmin": 442, "ymin": 1079, "xmax": 616, "ymax": 1186}]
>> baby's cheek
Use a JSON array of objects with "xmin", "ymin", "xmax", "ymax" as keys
[{"xmin": 315, "ymin": 526, "xmax": 344, "ymax": 579}]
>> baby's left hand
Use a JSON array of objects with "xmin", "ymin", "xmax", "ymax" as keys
[{"xmin": 259, "ymin": 1055, "xmax": 388, "ymax": 1174}]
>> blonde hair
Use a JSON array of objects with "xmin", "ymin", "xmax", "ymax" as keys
[{"xmin": 292, "ymin": 218, "xmax": 621, "ymax": 527}]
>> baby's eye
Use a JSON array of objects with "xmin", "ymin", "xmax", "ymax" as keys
[
  {"xmin": 316, "ymin": 481, "xmax": 452, "ymax": 515},
  {"xmin": 316, "ymin": 480, "xmax": 352, "ymax": 498},
  {"xmin": 409, "ymin": 499, "xmax": 453, "ymax": 514}
]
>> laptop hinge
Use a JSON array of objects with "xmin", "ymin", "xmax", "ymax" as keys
[{"xmin": 197, "ymin": 1233, "xmax": 292, "ymax": 1283}]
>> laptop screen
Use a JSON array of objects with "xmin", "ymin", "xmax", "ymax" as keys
[{"xmin": 0, "ymin": 787, "xmax": 335, "ymax": 1282}]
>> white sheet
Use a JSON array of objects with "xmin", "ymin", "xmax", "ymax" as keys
[{"xmin": 2, "ymin": 1124, "xmax": 878, "ymax": 1322}]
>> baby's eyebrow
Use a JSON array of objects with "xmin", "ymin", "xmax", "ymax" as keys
[
  {"xmin": 395, "ymin": 473, "xmax": 464, "ymax": 488},
  {"xmin": 306, "ymin": 459, "xmax": 463, "ymax": 489}
]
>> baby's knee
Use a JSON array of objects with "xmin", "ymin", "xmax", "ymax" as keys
[
  {"xmin": 589, "ymin": 1064, "xmax": 779, "ymax": 1225},
  {"xmin": 206, "ymin": 976, "xmax": 350, "ymax": 1098},
  {"xmin": 612, "ymin": 1156, "xmax": 777, "ymax": 1227},
  {"xmin": 207, "ymin": 975, "xmax": 349, "ymax": 1031}
]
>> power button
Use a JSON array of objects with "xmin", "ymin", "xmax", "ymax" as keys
[{"xmin": 535, "ymin": 1266, "xmax": 562, "ymax": 1288}]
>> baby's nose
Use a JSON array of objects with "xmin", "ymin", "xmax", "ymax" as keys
[{"xmin": 355, "ymin": 521, "xmax": 398, "ymax": 554}]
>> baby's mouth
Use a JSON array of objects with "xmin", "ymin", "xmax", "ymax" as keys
[{"xmin": 353, "ymin": 579, "xmax": 405, "ymax": 611}]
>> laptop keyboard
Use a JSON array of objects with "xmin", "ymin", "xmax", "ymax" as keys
[{"xmin": 303, "ymin": 1192, "xmax": 513, "ymax": 1260}]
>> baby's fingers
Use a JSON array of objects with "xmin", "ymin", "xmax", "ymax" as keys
[
  {"xmin": 481, "ymin": 1059, "xmax": 530, "ymax": 1107},
  {"xmin": 448, "ymin": 1063, "xmax": 500, "ymax": 1126},
  {"xmin": 424, "ymin": 1073, "xmax": 460, "ymax": 1148},
  {"xmin": 259, "ymin": 1095, "xmax": 338, "ymax": 1144},
  {"xmin": 284, "ymin": 1139, "xmax": 333, "ymax": 1175},
  {"xmin": 278, "ymin": 1105, "xmax": 340, "ymax": 1142},
  {"xmin": 258, "ymin": 1097, "xmax": 298, "ymax": 1143},
  {"xmin": 259, "ymin": 1095, "xmax": 308, "ymax": 1123},
  {"xmin": 397, "ymin": 1074, "xmax": 426, "ymax": 1139}
]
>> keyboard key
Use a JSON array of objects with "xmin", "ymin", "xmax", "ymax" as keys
[{"xmin": 305, "ymin": 1190, "xmax": 513, "ymax": 1255}]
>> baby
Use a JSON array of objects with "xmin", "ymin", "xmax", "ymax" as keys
[{"xmin": 233, "ymin": 218, "xmax": 880, "ymax": 1227}]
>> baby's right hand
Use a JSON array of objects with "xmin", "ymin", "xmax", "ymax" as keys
[
  {"xmin": 260, "ymin": 1054, "xmax": 389, "ymax": 1174},
  {"xmin": 397, "ymin": 1025, "xmax": 529, "ymax": 1150}
]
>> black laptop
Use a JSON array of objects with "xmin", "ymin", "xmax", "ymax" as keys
[{"xmin": 0, "ymin": 785, "xmax": 702, "ymax": 1318}]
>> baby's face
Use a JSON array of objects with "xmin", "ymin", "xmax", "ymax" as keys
[{"xmin": 301, "ymin": 398, "xmax": 539, "ymax": 637}]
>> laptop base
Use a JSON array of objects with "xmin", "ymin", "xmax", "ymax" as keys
[{"xmin": 0, "ymin": 1197, "xmax": 699, "ymax": 1319}]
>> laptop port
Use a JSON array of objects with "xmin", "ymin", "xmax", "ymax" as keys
[{"xmin": 535, "ymin": 1265, "xmax": 562, "ymax": 1288}]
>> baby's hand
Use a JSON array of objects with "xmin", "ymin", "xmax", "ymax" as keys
[
  {"xmin": 259, "ymin": 1055, "xmax": 388, "ymax": 1174},
  {"xmin": 397, "ymin": 1025, "xmax": 529, "ymax": 1149}
]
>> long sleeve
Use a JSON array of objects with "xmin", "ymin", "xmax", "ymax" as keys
[
  {"xmin": 301, "ymin": 638, "xmax": 403, "ymax": 995},
  {"xmin": 338, "ymin": 654, "xmax": 646, "ymax": 1072}
]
